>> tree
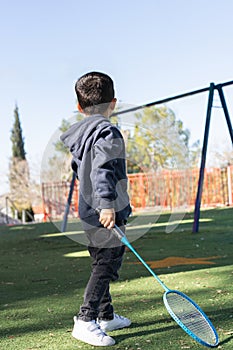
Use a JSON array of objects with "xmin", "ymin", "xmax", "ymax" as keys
[
  {"xmin": 9, "ymin": 105, "xmax": 34, "ymax": 221},
  {"xmin": 209, "ymin": 141, "xmax": 233, "ymax": 167},
  {"xmin": 52, "ymin": 107, "xmax": 200, "ymax": 175},
  {"xmin": 126, "ymin": 106, "xmax": 199, "ymax": 173},
  {"xmin": 54, "ymin": 119, "xmax": 73, "ymax": 155},
  {"xmin": 10, "ymin": 105, "xmax": 26, "ymax": 159}
]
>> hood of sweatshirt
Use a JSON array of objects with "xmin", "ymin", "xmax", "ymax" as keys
[{"xmin": 60, "ymin": 114, "xmax": 110, "ymax": 160}]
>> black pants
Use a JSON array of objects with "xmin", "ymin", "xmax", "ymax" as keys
[{"xmin": 78, "ymin": 225, "xmax": 125, "ymax": 322}]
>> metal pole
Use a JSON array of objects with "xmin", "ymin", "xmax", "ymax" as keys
[
  {"xmin": 227, "ymin": 165, "xmax": 232, "ymax": 206},
  {"xmin": 109, "ymin": 79, "xmax": 233, "ymax": 118},
  {"xmin": 216, "ymin": 85, "xmax": 233, "ymax": 145},
  {"xmin": 22, "ymin": 210, "xmax": 26, "ymax": 224},
  {"xmin": 192, "ymin": 83, "xmax": 215, "ymax": 233},
  {"xmin": 5, "ymin": 197, "xmax": 9, "ymax": 224},
  {"xmin": 61, "ymin": 172, "xmax": 76, "ymax": 232}
]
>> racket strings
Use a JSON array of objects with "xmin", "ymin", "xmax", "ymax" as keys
[{"xmin": 165, "ymin": 292, "xmax": 217, "ymax": 346}]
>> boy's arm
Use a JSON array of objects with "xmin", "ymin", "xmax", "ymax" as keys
[
  {"xmin": 92, "ymin": 155, "xmax": 117, "ymax": 229},
  {"xmin": 92, "ymin": 128, "xmax": 124, "ymax": 229}
]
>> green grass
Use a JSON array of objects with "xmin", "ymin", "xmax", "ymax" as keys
[{"xmin": 0, "ymin": 208, "xmax": 232, "ymax": 349}]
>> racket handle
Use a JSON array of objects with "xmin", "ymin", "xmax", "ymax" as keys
[
  {"xmin": 95, "ymin": 208, "xmax": 126, "ymax": 241},
  {"xmin": 112, "ymin": 225, "xmax": 126, "ymax": 241}
]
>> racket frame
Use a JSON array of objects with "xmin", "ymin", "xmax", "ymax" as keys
[
  {"xmin": 111, "ymin": 224, "xmax": 219, "ymax": 348},
  {"xmin": 163, "ymin": 289, "xmax": 219, "ymax": 348}
]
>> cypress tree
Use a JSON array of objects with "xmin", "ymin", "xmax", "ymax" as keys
[
  {"xmin": 11, "ymin": 105, "xmax": 26, "ymax": 160},
  {"xmin": 9, "ymin": 105, "xmax": 34, "ymax": 221}
]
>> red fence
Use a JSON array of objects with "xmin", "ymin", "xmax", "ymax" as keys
[
  {"xmin": 41, "ymin": 166, "xmax": 233, "ymax": 220},
  {"xmin": 128, "ymin": 166, "xmax": 233, "ymax": 210}
]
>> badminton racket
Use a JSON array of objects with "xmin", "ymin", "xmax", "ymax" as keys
[{"xmin": 112, "ymin": 224, "xmax": 219, "ymax": 348}]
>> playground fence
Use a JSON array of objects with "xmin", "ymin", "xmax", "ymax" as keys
[{"xmin": 41, "ymin": 165, "xmax": 233, "ymax": 221}]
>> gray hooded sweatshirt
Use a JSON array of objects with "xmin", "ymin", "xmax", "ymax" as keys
[{"xmin": 60, "ymin": 114, "xmax": 131, "ymax": 230}]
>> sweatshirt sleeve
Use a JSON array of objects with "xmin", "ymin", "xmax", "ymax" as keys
[{"xmin": 91, "ymin": 127, "xmax": 124, "ymax": 209}]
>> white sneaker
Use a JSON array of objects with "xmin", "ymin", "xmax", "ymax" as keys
[
  {"xmin": 72, "ymin": 316, "xmax": 115, "ymax": 346},
  {"xmin": 98, "ymin": 313, "xmax": 131, "ymax": 332}
]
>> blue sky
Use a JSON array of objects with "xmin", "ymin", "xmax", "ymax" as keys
[{"xmin": 1, "ymin": 0, "xmax": 233, "ymax": 194}]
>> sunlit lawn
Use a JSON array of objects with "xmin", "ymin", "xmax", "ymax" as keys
[{"xmin": 0, "ymin": 208, "xmax": 232, "ymax": 349}]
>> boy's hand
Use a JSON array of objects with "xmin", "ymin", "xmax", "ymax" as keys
[{"xmin": 99, "ymin": 208, "xmax": 115, "ymax": 229}]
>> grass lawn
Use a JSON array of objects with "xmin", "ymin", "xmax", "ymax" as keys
[{"xmin": 0, "ymin": 207, "xmax": 232, "ymax": 350}]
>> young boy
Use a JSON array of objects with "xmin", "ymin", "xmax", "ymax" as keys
[{"xmin": 61, "ymin": 72, "xmax": 132, "ymax": 346}]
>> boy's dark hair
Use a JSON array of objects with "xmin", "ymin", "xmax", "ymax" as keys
[{"xmin": 75, "ymin": 72, "xmax": 115, "ymax": 114}]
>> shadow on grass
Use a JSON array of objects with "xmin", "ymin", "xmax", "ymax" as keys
[
  {"xmin": 219, "ymin": 335, "xmax": 233, "ymax": 346},
  {"xmin": 113, "ymin": 306, "xmax": 232, "ymax": 346},
  {"xmin": 114, "ymin": 323, "xmax": 179, "ymax": 343},
  {"xmin": 0, "ymin": 208, "xmax": 232, "ymax": 317},
  {"xmin": 1, "ymin": 306, "xmax": 230, "ymax": 337}
]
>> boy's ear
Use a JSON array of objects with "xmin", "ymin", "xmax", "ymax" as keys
[
  {"xmin": 77, "ymin": 103, "xmax": 83, "ymax": 112},
  {"xmin": 109, "ymin": 98, "xmax": 117, "ymax": 111}
]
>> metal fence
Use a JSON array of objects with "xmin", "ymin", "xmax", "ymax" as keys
[
  {"xmin": 41, "ymin": 165, "xmax": 233, "ymax": 220},
  {"xmin": 128, "ymin": 166, "xmax": 233, "ymax": 210}
]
